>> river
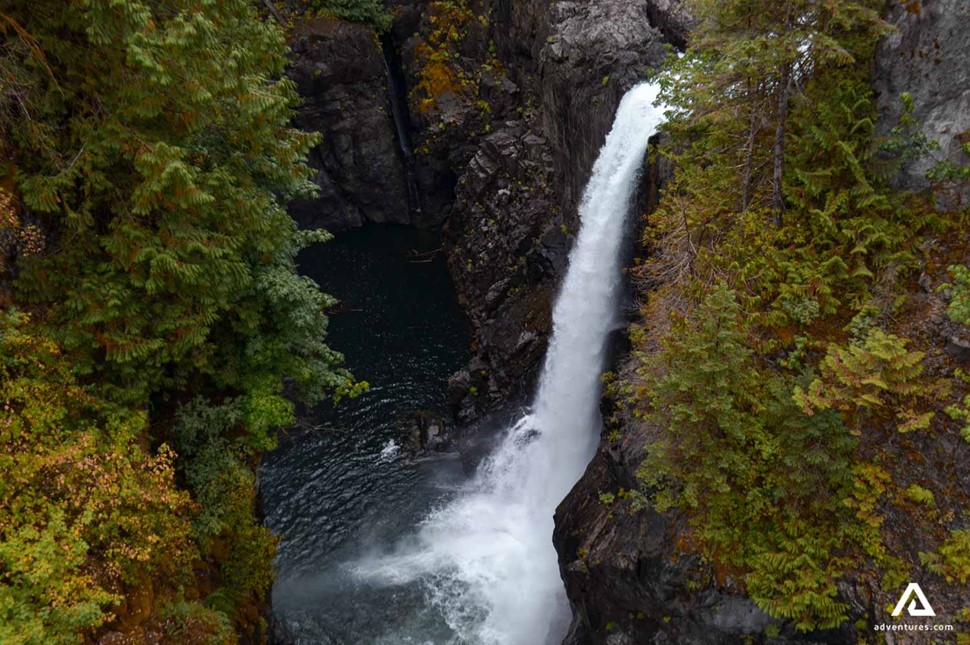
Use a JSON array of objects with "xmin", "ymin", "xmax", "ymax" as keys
[{"xmin": 260, "ymin": 224, "xmax": 473, "ymax": 643}]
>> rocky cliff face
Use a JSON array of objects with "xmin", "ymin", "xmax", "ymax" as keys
[
  {"xmin": 534, "ymin": 0, "xmax": 667, "ymax": 216},
  {"xmin": 553, "ymin": 413, "xmax": 799, "ymax": 645},
  {"xmin": 873, "ymin": 0, "xmax": 970, "ymax": 211},
  {"xmin": 288, "ymin": 18, "xmax": 411, "ymax": 231},
  {"xmin": 286, "ymin": 0, "xmax": 687, "ymax": 415},
  {"xmin": 417, "ymin": 0, "xmax": 679, "ymax": 417},
  {"xmin": 287, "ymin": 0, "xmax": 684, "ymax": 417}
]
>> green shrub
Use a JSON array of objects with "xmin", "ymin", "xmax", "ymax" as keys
[
  {"xmin": 0, "ymin": 314, "xmax": 195, "ymax": 642},
  {"xmin": 307, "ymin": 0, "xmax": 392, "ymax": 31},
  {"xmin": 793, "ymin": 329, "xmax": 933, "ymax": 434},
  {"xmin": 636, "ymin": 285, "xmax": 867, "ymax": 630},
  {"xmin": 944, "ymin": 264, "xmax": 970, "ymax": 326},
  {"xmin": 945, "ymin": 393, "xmax": 970, "ymax": 444},
  {"xmin": 173, "ymin": 398, "xmax": 277, "ymax": 608},
  {"xmin": 160, "ymin": 598, "xmax": 234, "ymax": 644},
  {"xmin": 921, "ymin": 531, "xmax": 970, "ymax": 585},
  {"xmin": 903, "ymin": 484, "xmax": 936, "ymax": 507}
]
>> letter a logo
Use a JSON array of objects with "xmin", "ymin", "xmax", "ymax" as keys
[{"xmin": 891, "ymin": 583, "xmax": 935, "ymax": 617}]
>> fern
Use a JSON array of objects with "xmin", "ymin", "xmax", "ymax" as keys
[
  {"xmin": 793, "ymin": 329, "xmax": 933, "ymax": 434},
  {"xmin": 920, "ymin": 531, "xmax": 970, "ymax": 585}
]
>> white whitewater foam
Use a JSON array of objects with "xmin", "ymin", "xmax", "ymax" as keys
[
  {"xmin": 356, "ymin": 82, "xmax": 667, "ymax": 645},
  {"xmin": 379, "ymin": 439, "xmax": 400, "ymax": 462}
]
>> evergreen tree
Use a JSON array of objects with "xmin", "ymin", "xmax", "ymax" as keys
[
  {"xmin": 4, "ymin": 0, "xmax": 355, "ymax": 427},
  {"xmin": 628, "ymin": 0, "xmax": 958, "ymax": 634},
  {"xmin": 661, "ymin": 0, "xmax": 888, "ymax": 217},
  {"xmin": 1, "ymin": 1, "xmax": 359, "ymax": 639}
]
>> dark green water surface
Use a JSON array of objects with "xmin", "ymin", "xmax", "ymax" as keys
[{"xmin": 260, "ymin": 225, "xmax": 472, "ymax": 643}]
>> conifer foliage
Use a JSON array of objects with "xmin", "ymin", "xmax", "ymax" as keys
[
  {"xmin": 627, "ymin": 0, "xmax": 967, "ymax": 634},
  {"xmin": 1, "ymin": 1, "xmax": 355, "ymax": 640}
]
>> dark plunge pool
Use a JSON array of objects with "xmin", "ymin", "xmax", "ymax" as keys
[{"xmin": 260, "ymin": 224, "xmax": 472, "ymax": 644}]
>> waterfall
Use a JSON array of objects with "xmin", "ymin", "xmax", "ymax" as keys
[
  {"xmin": 356, "ymin": 82, "xmax": 666, "ymax": 645},
  {"xmin": 380, "ymin": 35, "xmax": 422, "ymax": 216}
]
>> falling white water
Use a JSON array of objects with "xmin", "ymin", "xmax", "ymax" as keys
[{"xmin": 356, "ymin": 82, "xmax": 667, "ymax": 645}]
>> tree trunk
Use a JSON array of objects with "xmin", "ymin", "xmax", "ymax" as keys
[
  {"xmin": 772, "ymin": 64, "xmax": 792, "ymax": 223},
  {"xmin": 741, "ymin": 106, "xmax": 759, "ymax": 212}
]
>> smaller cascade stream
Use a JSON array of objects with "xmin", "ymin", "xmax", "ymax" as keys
[
  {"xmin": 381, "ymin": 35, "xmax": 422, "ymax": 216},
  {"xmin": 356, "ymin": 82, "xmax": 667, "ymax": 645}
]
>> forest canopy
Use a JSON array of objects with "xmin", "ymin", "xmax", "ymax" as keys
[
  {"xmin": 0, "ymin": 1, "xmax": 356, "ymax": 641},
  {"xmin": 616, "ymin": 0, "xmax": 969, "ymax": 633}
]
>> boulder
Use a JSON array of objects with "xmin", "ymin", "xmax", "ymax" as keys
[{"xmin": 406, "ymin": 409, "xmax": 454, "ymax": 453}]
